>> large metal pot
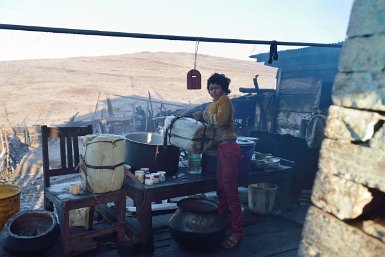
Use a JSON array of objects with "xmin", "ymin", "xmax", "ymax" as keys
[
  {"xmin": 168, "ymin": 198, "xmax": 226, "ymax": 250},
  {"xmin": 124, "ymin": 132, "xmax": 180, "ymax": 176}
]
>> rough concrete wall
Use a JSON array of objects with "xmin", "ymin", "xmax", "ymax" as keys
[{"xmin": 298, "ymin": 0, "xmax": 385, "ymax": 256}]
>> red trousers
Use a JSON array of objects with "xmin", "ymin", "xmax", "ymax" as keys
[{"xmin": 216, "ymin": 140, "xmax": 243, "ymax": 239}]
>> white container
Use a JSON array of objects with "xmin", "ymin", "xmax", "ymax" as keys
[
  {"xmin": 153, "ymin": 173, "xmax": 160, "ymax": 183},
  {"xmin": 248, "ymin": 183, "xmax": 278, "ymax": 214},
  {"xmin": 134, "ymin": 170, "xmax": 145, "ymax": 183},
  {"xmin": 157, "ymin": 171, "xmax": 166, "ymax": 182},
  {"xmin": 69, "ymin": 207, "xmax": 90, "ymax": 229},
  {"xmin": 81, "ymin": 134, "xmax": 125, "ymax": 193},
  {"xmin": 163, "ymin": 116, "xmax": 215, "ymax": 153},
  {"xmin": 145, "ymin": 174, "xmax": 154, "ymax": 185}
]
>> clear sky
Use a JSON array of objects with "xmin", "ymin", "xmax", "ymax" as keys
[{"xmin": 0, "ymin": 0, "xmax": 354, "ymax": 61}]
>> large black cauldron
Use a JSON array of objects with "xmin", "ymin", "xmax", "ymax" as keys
[
  {"xmin": 1, "ymin": 210, "xmax": 59, "ymax": 256},
  {"xmin": 168, "ymin": 198, "xmax": 226, "ymax": 250}
]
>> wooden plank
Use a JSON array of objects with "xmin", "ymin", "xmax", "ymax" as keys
[
  {"xmin": 298, "ymin": 240, "xmax": 333, "ymax": 257},
  {"xmin": 0, "ymin": 148, "xmax": 6, "ymax": 172},
  {"xmin": 276, "ymin": 111, "xmax": 305, "ymax": 130},
  {"xmin": 278, "ymin": 95, "xmax": 318, "ymax": 112},
  {"xmin": 362, "ymin": 218, "xmax": 385, "ymax": 244},
  {"xmin": 281, "ymin": 69, "xmax": 337, "ymax": 84},
  {"xmin": 325, "ymin": 105, "xmax": 385, "ymax": 143},
  {"xmin": 319, "ymin": 138, "xmax": 385, "ymax": 193},
  {"xmin": 244, "ymin": 228, "xmax": 301, "ymax": 256},
  {"xmin": 301, "ymin": 206, "xmax": 385, "ymax": 257},
  {"xmin": 278, "ymin": 78, "xmax": 321, "ymax": 95},
  {"xmin": 311, "ymin": 171, "xmax": 373, "ymax": 220}
]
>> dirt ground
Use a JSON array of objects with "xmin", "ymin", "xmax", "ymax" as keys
[
  {"xmin": 0, "ymin": 142, "xmax": 57, "ymax": 211},
  {"xmin": 0, "ymin": 52, "xmax": 276, "ymax": 128}
]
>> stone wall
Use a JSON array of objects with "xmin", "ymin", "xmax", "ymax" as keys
[{"xmin": 298, "ymin": 0, "xmax": 385, "ymax": 256}]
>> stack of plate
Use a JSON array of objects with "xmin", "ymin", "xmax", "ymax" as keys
[{"xmin": 251, "ymin": 152, "xmax": 280, "ymax": 170}]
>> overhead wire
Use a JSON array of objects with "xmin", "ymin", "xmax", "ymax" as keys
[{"xmin": 0, "ymin": 23, "xmax": 343, "ymax": 48}]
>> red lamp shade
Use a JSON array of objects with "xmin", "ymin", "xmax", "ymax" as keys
[{"xmin": 187, "ymin": 69, "xmax": 201, "ymax": 90}]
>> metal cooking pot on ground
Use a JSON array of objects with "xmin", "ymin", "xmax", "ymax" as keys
[{"xmin": 168, "ymin": 198, "xmax": 226, "ymax": 250}]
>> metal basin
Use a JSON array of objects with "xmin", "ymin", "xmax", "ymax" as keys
[{"xmin": 125, "ymin": 132, "xmax": 180, "ymax": 176}]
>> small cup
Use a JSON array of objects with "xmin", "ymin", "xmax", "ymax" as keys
[
  {"xmin": 157, "ymin": 171, "xmax": 166, "ymax": 182},
  {"xmin": 70, "ymin": 184, "xmax": 81, "ymax": 195},
  {"xmin": 135, "ymin": 170, "xmax": 145, "ymax": 183},
  {"xmin": 145, "ymin": 174, "xmax": 154, "ymax": 185},
  {"xmin": 153, "ymin": 173, "xmax": 159, "ymax": 184}
]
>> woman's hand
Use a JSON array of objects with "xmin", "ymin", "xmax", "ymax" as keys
[{"xmin": 193, "ymin": 111, "xmax": 203, "ymax": 121}]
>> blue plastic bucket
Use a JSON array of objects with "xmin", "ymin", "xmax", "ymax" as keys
[
  {"xmin": 237, "ymin": 139, "xmax": 256, "ymax": 178},
  {"xmin": 202, "ymin": 139, "xmax": 255, "ymax": 178}
]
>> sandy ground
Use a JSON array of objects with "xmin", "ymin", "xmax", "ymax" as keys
[
  {"xmin": 0, "ymin": 52, "xmax": 276, "ymax": 128},
  {"xmin": 0, "ymin": 141, "xmax": 67, "ymax": 211}
]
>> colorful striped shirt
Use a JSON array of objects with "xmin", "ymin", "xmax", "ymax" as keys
[{"xmin": 203, "ymin": 95, "xmax": 237, "ymax": 145}]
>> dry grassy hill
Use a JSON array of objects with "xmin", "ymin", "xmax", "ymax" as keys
[{"xmin": 0, "ymin": 52, "xmax": 276, "ymax": 127}]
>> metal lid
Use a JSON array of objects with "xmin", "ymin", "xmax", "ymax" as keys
[{"xmin": 236, "ymin": 138, "xmax": 255, "ymax": 146}]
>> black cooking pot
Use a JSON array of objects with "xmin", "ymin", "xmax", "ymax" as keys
[
  {"xmin": 168, "ymin": 198, "xmax": 226, "ymax": 250},
  {"xmin": 124, "ymin": 132, "xmax": 180, "ymax": 176},
  {"xmin": 1, "ymin": 210, "xmax": 59, "ymax": 256}
]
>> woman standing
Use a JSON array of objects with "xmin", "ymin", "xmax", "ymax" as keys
[{"xmin": 193, "ymin": 73, "xmax": 242, "ymax": 249}]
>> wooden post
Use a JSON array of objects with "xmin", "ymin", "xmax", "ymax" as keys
[
  {"xmin": 0, "ymin": 129, "xmax": 5, "ymax": 173},
  {"xmin": 148, "ymin": 91, "xmax": 154, "ymax": 118},
  {"xmin": 0, "ymin": 129, "xmax": 4, "ymax": 152},
  {"xmin": 5, "ymin": 130, "xmax": 9, "ymax": 171},
  {"xmin": 92, "ymin": 92, "xmax": 101, "ymax": 120},
  {"xmin": 144, "ymin": 106, "xmax": 148, "ymax": 132},
  {"xmin": 132, "ymin": 103, "xmax": 136, "ymax": 132}
]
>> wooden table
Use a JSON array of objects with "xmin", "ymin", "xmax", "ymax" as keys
[{"xmin": 123, "ymin": 161, "xmax": 293, "ymax": 251}]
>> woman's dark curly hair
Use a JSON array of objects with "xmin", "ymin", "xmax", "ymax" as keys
[{"xmin": 207, "ymin": 73, "xmax": 231, "ymax": 95}]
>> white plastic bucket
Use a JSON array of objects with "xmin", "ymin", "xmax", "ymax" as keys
[
  {"xmin": 81, "ymin": 134, "xmax": 125, "ymax": 193},
  {"xmin": 248, "ymin": 183, "xmax": 278, "ymax": 214}
]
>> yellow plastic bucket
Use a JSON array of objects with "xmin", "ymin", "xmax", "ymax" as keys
[{"xmin": 0, "ymin": 184, "xmax": 21, "ymax": 229}]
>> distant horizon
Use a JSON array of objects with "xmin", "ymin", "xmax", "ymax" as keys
[
  {"xmin": 0, "ymin": 50, "xmax": 273, "ymax": 126},
  {"xmin": 0, "ymin": 0, "xmax": 354, "ymax": 61},
  {"xmin": 0, "ymin": 49, "xmax": 257, "ymax": 61},
  {"xmin": 0, "ymin": 44, "xmax": 342, "ymax": 64}
]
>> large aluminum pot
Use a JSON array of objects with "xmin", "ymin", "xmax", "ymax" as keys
[
  {"xmin": 124, "ymin": 132, "xmax": 180, "ymax": 176},
  {"xmin": 168, "ymin": 198, "xmax": 226, "ymax": 250}
]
